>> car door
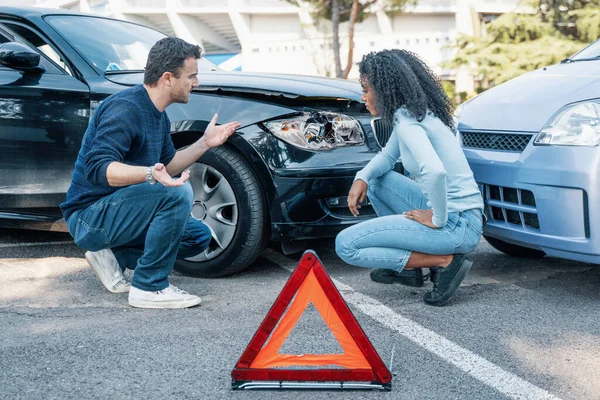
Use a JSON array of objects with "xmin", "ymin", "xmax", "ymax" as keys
[{"xmin": 0, "ymin": 22, "xmax": 90, "ymax": 214}]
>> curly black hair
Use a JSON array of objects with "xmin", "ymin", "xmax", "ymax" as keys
[{"xmin": 358, "ymin": 49, "xmax": 454, "ymax": 129}]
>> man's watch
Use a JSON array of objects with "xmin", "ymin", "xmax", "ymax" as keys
[{"xmin": 146, "ymin": 166, "xmax": 157, "ymax": 185}]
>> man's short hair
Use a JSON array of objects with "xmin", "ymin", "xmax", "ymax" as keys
[{"xmin": 144, "ymin": 37, "xmax": 202, "ymax": 87}]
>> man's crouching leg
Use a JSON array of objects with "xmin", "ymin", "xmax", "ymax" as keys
[
  {"xmin": 128, "ymin": 183, "xmax": 202, "ymax": 309},
  {"xmin": 176, "ymin": 217, "xmax": 212, "ymax": 260}
]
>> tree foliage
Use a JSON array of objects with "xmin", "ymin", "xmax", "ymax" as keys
[
  {"xmin": 288, "ymin": 0, "xmax": 415, "ymax": 78},
  {"xmin": 445, "ymin": 0, "xmax": 600, "ymax": 89}
]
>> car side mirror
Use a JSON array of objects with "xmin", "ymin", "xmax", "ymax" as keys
[{"xmin": 0, "ymin": 42, "xmax": 46, "ymax": 73}]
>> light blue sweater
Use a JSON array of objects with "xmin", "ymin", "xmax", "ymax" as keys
[{"xmin": 356, "ymin": 108, "xmax": 484, "ymax": 227}]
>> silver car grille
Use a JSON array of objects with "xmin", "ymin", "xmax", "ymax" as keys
[
  {"xmin": 481, "ymin": 183, "xmax": 590, "ymax": 238},
  {"xmin": 461, "ymin": 131, "xmax": 533, "ymax": 152},
  {"xmin": 370, "ymin": 118, "xmax": 393, "ymax": 148},
  {"xmin": 481, "ymin": 184, "xmax": 540, "ymax": 230}
]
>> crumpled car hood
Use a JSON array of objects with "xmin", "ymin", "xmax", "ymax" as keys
[
  {"xmin": 458, "ymin": 60, "xmax": 600, "ymax": 133},
  {"xmin": 105, "ymin": 71, "xmax": 363, "ymax": 101}
]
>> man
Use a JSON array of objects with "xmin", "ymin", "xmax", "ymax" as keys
[{"xmin": 60, "ymin": 37, "xmax": 240, "ymax": 309}]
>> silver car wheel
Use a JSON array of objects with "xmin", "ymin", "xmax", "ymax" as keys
[{"xmin": 186, "ymin": 163, "xmax": 238, "ymax": 262}]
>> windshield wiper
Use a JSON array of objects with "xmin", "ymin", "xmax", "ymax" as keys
[
  {"xmin": 104, "ymin": 69, "xmax": 145, "ymax": 74},
  {"xmin": 562, "ymin": 56, "xmax": 600, "ymax": 63}
]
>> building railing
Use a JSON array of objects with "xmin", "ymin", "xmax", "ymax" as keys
[
  {"xmin": 243, "ymin": 0, "xmax": 292, "ymax": 7},
  {"xmin": 178, "ymin": 0, "xmax": 228, "ymax": 6},
  {"xmin": 123, "ymin": 0, "xmax": 167, "ymax": 8},
  {"xmin": 122, "ymin": 0, "xmax": 232, "ymax": 8}
]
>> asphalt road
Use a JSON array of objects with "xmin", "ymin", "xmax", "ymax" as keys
[{"xmin": 1, "ymin": 229, "xmax": 599, "ymax": 400}]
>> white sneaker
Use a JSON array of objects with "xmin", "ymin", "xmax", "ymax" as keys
[
  {"xmin": 85, "ymin": 249, "xmax": 130, "ymax": 293},
  {"xmin": 128, "ymin": 285, "xmax": 202, "ymax": 309}
]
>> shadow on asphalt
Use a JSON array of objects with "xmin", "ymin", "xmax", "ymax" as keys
[{"xmin": 2, "ymin": 230, "xmax": 599, "ymax": 294}]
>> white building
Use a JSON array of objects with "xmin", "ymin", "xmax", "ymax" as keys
[{"xmin": 30, "ymin": 0, "xmax": 521, "ymax": 94}]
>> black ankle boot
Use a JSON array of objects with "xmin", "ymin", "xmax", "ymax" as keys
[
  {"xmin": 423, "ymin": 254, "xmax": 472, "ymax": 306},
  {"xmin": 370, "ymin": 268, "xmax": 430, "ymax": 287}
]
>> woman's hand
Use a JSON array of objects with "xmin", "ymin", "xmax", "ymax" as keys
[
  {"xmin": 403, "ymin": 209, "xmax": 439, "ymax": 229},
  {"xmin": 348, "ymin": 179, "xmax": 368, "ymax": 217}
]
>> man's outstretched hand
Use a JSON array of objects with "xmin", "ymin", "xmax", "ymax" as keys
[
  {"xmin": 152, "ymin": 163, "xmax": 190, "ymax": 186},
  {"xmin": 202, "ymin": 113, "xmax": 241, "ymax": 148},
  {"xmin": 162, "ymin": 114, "xmax": 240, "ymax": 181}
]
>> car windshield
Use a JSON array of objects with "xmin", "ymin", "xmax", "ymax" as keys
[
  {"xmin": 570, "ymin": 38, "xmax": 600, "ymax": 61},
  {"xmin": 45, "ymin": 15, "xmax": 219, "ymax": 73}
]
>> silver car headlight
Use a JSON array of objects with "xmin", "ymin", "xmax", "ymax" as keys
[
  {"xmin": 263, "ymin": 112, "xmax": 364, "ymax": 150},
  {"xmin": 534, "ymin": 100, "xmax": 600, "ymax": 146}
]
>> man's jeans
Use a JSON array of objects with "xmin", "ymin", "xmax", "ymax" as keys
[
  {"xmin": 67, "ymin": 182, "xmax": 211, "ymax": 291},
  {"xmin": 335, "ymin": 171, "xmax": 483, "ymax": 272}
]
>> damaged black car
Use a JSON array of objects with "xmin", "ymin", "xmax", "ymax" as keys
[{"xmin": 0, "ymin": 7, "xmax": 388, "ymax": 277}]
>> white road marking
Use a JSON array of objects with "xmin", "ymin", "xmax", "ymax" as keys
[
  {"xmin": 271, "ymin": 253, "xmax": 560, "ymax": 400},
  {"xmin": 0, "ymin": 241, "xmax": 73, "ymax": 249},
  {"xmin": 345, "ymin": 291, "xmax": 559, "ymax": 400}
]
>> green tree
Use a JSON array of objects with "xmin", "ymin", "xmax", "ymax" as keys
[
  {"xmin": 288, "ymin": 0, "xmax": 415, "ymax": 78},
  {"xmin": 445, "ymin": 0, "xmax": 599, "ymax": 90}
]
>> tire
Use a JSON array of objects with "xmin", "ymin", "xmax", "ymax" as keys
[
  {"xmin": 484, "ymin": 235, "xmax": 545, "ymax": 258},
  {"xmin": 175, "ymin": 146, "xmax": 267, "ymax": 277}
]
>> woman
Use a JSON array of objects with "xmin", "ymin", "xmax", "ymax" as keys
[{"xmin": 335, "ymin": 49, "xmax": 484, "ymax": 306}]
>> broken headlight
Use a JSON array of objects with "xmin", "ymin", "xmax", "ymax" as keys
[{"xmin": 263, "ymin": 112, "xmax": 364, "ymax": 150}]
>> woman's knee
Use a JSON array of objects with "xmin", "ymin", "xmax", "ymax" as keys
[
  {"xmin": 374, "ymin": 170, "xmax": 408, "ymax": 187},
  {"xmin": 366, "ymin": 172, "xmax": 396, "ymax": 199},
  {"xmin": 335, "ymin": 230, "xmax": 356, "ymax": 262},
  {"xmin": 366, "ymin": 183, "xmax": 379, "ymax": 202}
]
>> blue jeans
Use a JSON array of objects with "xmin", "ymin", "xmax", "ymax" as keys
[
  {"xmin": 66, "ymin": 182, "xmax": 211, "ymax": 291},
  {"xmin": 335, "ymin": 171, "xmax": 483, "ymax": 272}
]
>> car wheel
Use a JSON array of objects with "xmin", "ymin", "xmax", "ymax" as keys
[
  {"xmin": 175, "ymin": 146, "xmax": 267, "ymax": 277},
  {"xmin": 484, "ymin": 235, "xmax": 546, "ymax": 258}
]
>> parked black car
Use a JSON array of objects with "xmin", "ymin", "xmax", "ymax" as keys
[{"xmin": 0, "ymin": 7, "xmax": 386, "ymax": 277}]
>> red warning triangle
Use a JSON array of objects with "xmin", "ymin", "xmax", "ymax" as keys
[{"xmin": 231, "ymin": 250, "xmax": 392, "ymax": 389}]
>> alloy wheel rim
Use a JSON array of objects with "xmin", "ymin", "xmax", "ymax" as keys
[{"xmin": 186, "ymin": 163, "xmax": 238, "ymax": 262}]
